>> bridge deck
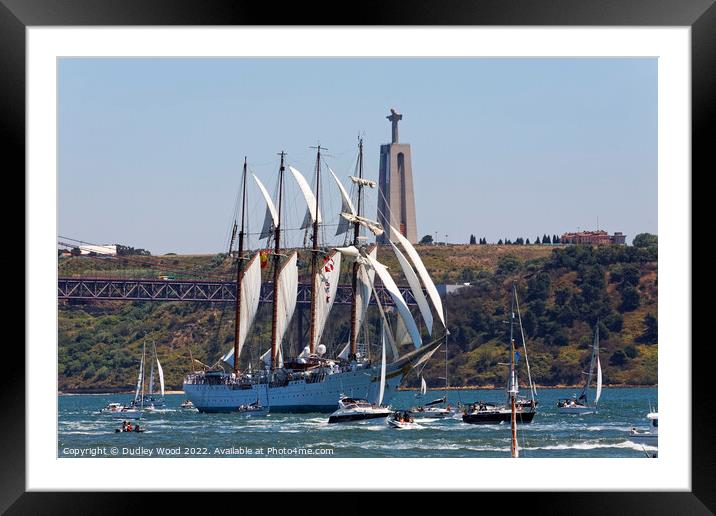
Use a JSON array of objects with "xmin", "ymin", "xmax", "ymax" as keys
[{"xmin": 57, "ymin": 277, "xmax": 419, "ymax": 306}]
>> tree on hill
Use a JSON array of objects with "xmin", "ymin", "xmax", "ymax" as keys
[
  {"xmin": 419, "ymin": 234, "xmax": 433, "ymax": 245},
  {"xmin": 497, "ymin": 239, "xmax": 503, "ymax": 245},
  {"xmin": 637, "ymin": 313, "xmax": 658, "ymax": 344},
  {"xmin": 633, "ymin": 233, "xmax": 658, "ymax": 248},
  {"xmin": 116, "ymin": 244, "xmax": 151, "ymax": 256},
  {"xmin": 619, "ymin": 285, "xmax": 641, "ymax": 312},
  {"xmin": 469, "ymin": 234, "xmax": 477, "ymax": 245},
  {"xmin": 535, "ymin": 236, "xmax": 541, "ymax": 245},
  {"xmin": 526, "ymin": 238, "xmax": 531, "ymax": 245},
  {"xmin": 553, "ymin": 234, "xmax": 560, "ymax": 244}
]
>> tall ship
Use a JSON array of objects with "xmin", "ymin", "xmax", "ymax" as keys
[{"xmin": 183, "ymin": 141, "xmax": 446, "ymax": 413}]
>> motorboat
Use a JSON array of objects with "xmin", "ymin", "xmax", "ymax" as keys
[
  {"xmin": 388, "ymin": 411, "xmax": 420, "ymax": 429},
  {"xmin": 180, "ymin": 399, "xmax": 195, "ymax": 410},
  {"xmin": 410, "ymin": 397, "xmax": 456, "ymax": 419},
  {"xmin": 100, "ymin": 402, "xmax": 126, "ymax": 415},
  {"xmin": 462, "ymin": 400, "xmax": 537, "ymax": 424},
  {"xmin": 235, "ymin": 401, "xmax": 265, "ymax": 414},
  {"xmin": 628, "ymin": 412, "xmax": 658, "ymax": 447},
  {"xmin": 327, "ymin": 397, "xmax": 392, "ymax": 424}
]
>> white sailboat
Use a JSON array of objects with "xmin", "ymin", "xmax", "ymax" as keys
[
  {"xmin": 101, "ymin": 341, "xmax": 157, "ymax": 416},
  {"xmin": 138, "ymin": 342, "xmax": 165, "ymax": 407},
  {"xmin": 557, "ymin": 324, "xmax": 603, "ymax": 415},
  {"xmin": 182, "ymin": 141, "xmax": 445, "ymax": 413}
]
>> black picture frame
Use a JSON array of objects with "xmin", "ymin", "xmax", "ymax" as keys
[{"xmin": 5, "ymin": 0, "xmax": 708, "ymax": 513}]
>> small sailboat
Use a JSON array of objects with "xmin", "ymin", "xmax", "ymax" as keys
[
  {"xmin": 557, "ymin": 324, "xmax": 603, "ymax": 415},
  {"xmin": 137, "ymin": 342, "xmax": 165, "ymax": 407},
  {"xmin": 410, "ymin": 316, "xmax": 456, "ymax": 419},
  {"xmin": 124, "ymin": 341, "xmax": 159, "ymax": 414}
]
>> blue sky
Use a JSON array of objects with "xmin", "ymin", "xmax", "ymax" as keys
[{"xmin": 58, "ymin": 58, "xmax": 656, "ymax": 254}]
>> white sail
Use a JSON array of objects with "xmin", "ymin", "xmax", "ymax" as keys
[
  {"xmin": 420, "ymin": 375, "xmax": 427, "ymax": 396},
  {"xmin": 352, "ymin": 246, "xmax": 377, "ymax": 347},
  {"xmin": 394, "ymin": 314, "xmax": 414, "ymax": 346},
  {"xmin": 273, "ymin": 251, "xmax": 299, "ymax": 364},
  {"xmin": 329, "ymin": 168, "xmax": 355, "ymax": 236},
  {"xmin": 342, "ymin": 213, "xmax": 384, "ymax": 236},
  {"xmin": 377, "ymin": 324, "xmax": 387, "ymax": 406},
  {"xmin": 350, "ymin": 176, "xmax": 376, "ymax": 188},
  {"xmin": 157, "ymin": 358, "xmax": 165, "ymax": 397},
  {"xmin": 253, "ymin": 174, "xmax": 279, "ymax": 240},
  {"xmin": 365, "ymin": 254, "xmax": 422, "ymax": 349},
  {"xmin": 337, "ymin": 342, "xmax": 350, "ymax": 361},
  {"xmin": 261, "ymin": 346, "xmax": 283, "ymax": 369},
  {"xmin": 312, "ymin": 251, "xmax": 342, "ymax": 351},
  {"xmin": 134, "ymin": 351, "xmax": 144, "ymax": 403},
  {"xmin": 595, "ymin": 356, "xmax": 603, "ymax": 406},
  {"xmin": 222, "ymin": 253, "xmax": 263, "ymax": 367},
  {"xmin": 335, "ymin": 245, "xmax": 359, "ymax": 257},
  {"xmin": 390, "ymin": 224, "xmax": 446, "ymax": 329},
  {"xmin": 288, "ymin": 165, "xmax": 322, "ymax": 229},
  {"xmin": 389, "ymin": 241, "xmax": 433, "ymax": 335}
]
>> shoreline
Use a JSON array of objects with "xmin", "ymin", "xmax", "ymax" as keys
[{"xmin": 58, "ymin": 385, "xmax": 656, "ymax": 396}]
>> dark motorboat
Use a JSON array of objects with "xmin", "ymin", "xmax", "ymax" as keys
[{"xmin": 462, "ymin": 400, "xmax": 537, "ymax": 424}]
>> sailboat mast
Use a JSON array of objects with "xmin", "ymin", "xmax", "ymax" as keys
[
  {"xmin": 233, "ymin": 157, "xmax": 248, "ymax": 376},
  {"xmin": 509, "ymin": 290, "xmax": 518, "ymax": 458},
  {"xmin": 270, "ymin": 152, "xmax": 286, "ymax": 371},
  {"xmin": 140, "ymin": 341, "xmax": 146, "ymax": 410},
  {"xmin": 349, "ymin": 138, "xmax": 364, "ymax": 358},
  {"xmin": 444, "ymin": 303, "xmax": 449, "ymax": 397},
  {"xmin": 308, "ymin": 145, "xmax": 323, "ymax": 354}
]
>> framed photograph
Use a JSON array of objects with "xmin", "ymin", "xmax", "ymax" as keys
[{"xmin": 8, "ymin": 0, "xmax": 709, "ymax": 512}]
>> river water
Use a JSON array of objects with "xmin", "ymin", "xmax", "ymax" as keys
[{"xmin": 58, "ymin": 388, "xmax": 657, "ymax": 458}]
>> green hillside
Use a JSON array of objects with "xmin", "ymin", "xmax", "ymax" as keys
[{"xmin": 57, "ymin": 241, "xmax": 657, "ymax": 391}]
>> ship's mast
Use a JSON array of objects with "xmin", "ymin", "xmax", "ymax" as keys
[
  {"xmin": 233, "ymin": 157, "xmax": 248, "ymax": 376},
  {"xmin": 270, "ymin": 152, "xmax": 286, "ymax": 371},
  {"xmin": 308, "ymin": 145, "xmax": 323, "ymax": 354},
  {"xmin": 349, "ymin": 138, "xmax": 364, "ymax": 359}
]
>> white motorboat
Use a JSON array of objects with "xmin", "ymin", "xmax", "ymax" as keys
[
  {"xmin": 180, "ymin": 399, "xmax": 195, "ymax": 410},
  {"xmin": 99, "ymin": 402, "xmax": 126, "ymax": 414},
  {"xmin": 327, "ymin": 397, "xmax": 392, "ymax": 424},
  {"xmin": 410, "ymin": 397, "xmax": 456, "ymax": 419},
  {"xmin": 328, "ymin": 327, "xmax": 392, "ymax": 425},
  {"xmin": 628, "ymin": 412, "xmax": 658, "ymax": 447},
  {"xmin": 100, "ymin": 402, "xmax": 145, "ymax": 417},
  {"xmin": 388, "ymin": 411, "xmax": 420, "ymax": 429}
]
